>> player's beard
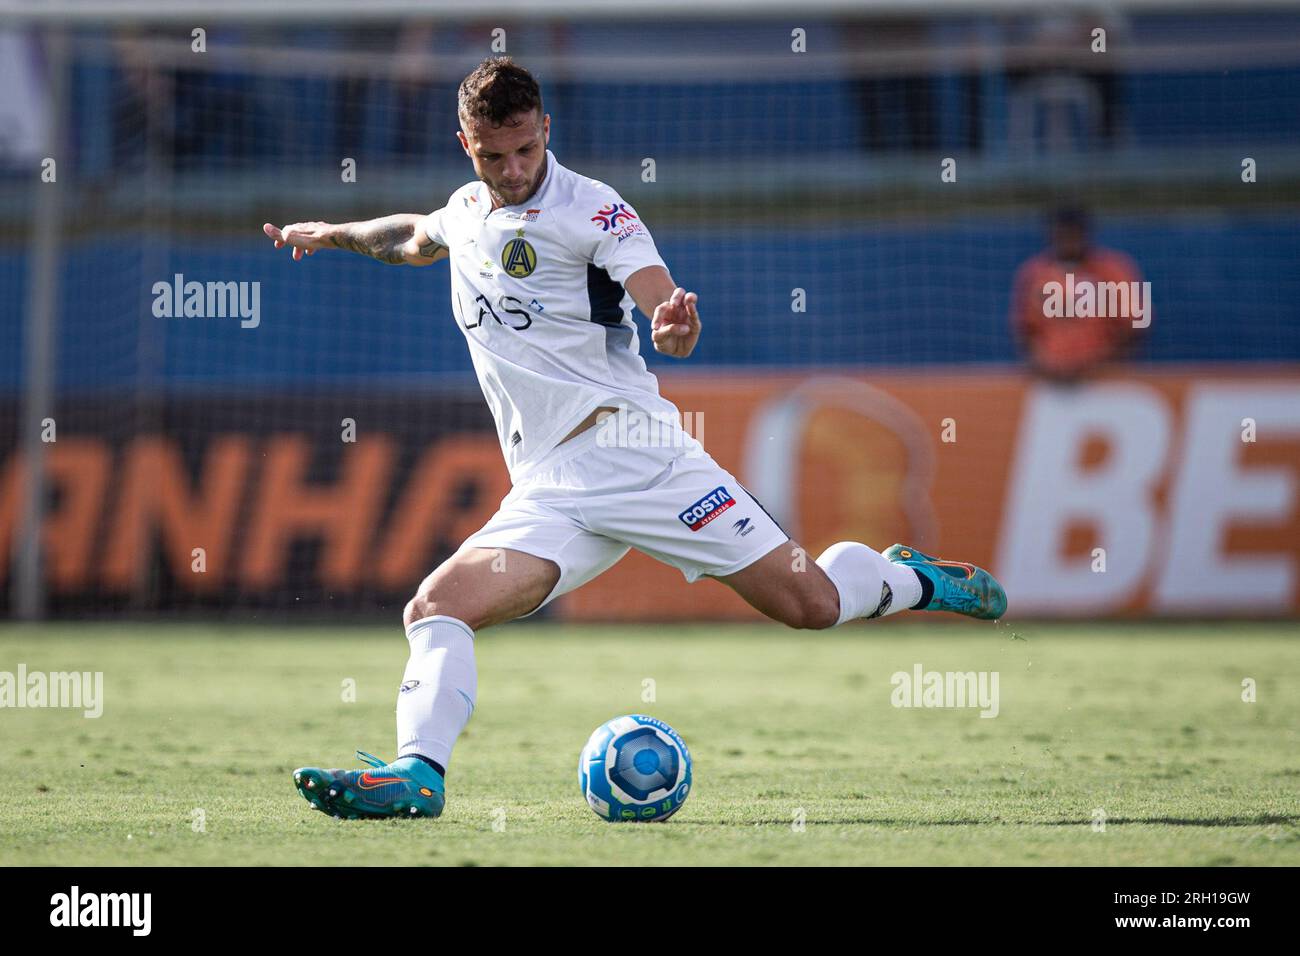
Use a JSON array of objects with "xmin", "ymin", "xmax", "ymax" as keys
[{"xmin": 491, "ymin": 162, "xmax": 545, "ymax": 207}]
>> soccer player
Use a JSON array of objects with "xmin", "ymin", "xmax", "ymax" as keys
[{"xmin": 263, "ymin": 57, "xmax": 1007, "ymax": 820}]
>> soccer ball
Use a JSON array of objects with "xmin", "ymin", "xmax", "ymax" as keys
[{"xmin": 578, "ymin": 714, "xmax": 692, "ymax": 822}]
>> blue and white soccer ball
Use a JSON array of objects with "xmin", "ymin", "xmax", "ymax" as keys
[{"xmin": 579, "ymin": 714, "xmax": 692, "ymax": 822}]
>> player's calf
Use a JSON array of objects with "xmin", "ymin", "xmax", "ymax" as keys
[{"xmin": 717, "ymin": 540, "xmax": 845, "ymax": 630}]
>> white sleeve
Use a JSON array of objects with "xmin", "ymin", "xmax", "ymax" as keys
[
  {"xmin": 568, "ymin": 186, "xmax": 667, "ymax": 284},
  {"xmin": 422, "ymin": 206, "xmax": 448, "ymax": 247}
]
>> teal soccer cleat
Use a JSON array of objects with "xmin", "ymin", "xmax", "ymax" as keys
[
  {"xmin": 884, "ymin": 544, "xmax": 1008, "ymax": 621},
  {"xmin": 293, "ymin": 750, "xmax": 445, "ymax": 820}
]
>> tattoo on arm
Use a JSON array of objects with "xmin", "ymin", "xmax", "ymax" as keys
[
  {"xmin": 329, "ymin": 215, "xmax": 418, "ymax": 264},
  {"xmin": 418, "ymin": 238, "xmax": 447, "ymax": 259}
]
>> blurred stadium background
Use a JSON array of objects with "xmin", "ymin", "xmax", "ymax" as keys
[{"xmin": 1, "ymin": 0, "xmax": 1298, "ymax": 624}]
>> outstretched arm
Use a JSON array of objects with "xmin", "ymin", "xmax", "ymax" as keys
[
  {"xmin": 624, "ymin": 265, "xmax": 701, "ymax": 359},
  {"xmin": 262, "ymin": 215, "xmax": 448, "ymax": 266}
]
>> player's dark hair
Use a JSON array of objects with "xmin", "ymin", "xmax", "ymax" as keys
[{"xmin": 458, "ymin": 56, "xmax": 543, "ymax": 128}]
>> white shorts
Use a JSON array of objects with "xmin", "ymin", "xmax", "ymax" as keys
[{"xmin": 459, "ymin": 421, "xmax": 789, "ymax": 614}]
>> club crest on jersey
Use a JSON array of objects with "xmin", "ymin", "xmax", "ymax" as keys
[
  {"xmin": 501, "ymin": 230, "xmax": 537, "ymax": 278},
  {"xmin": 677, "ymin": 486, "xmax": 736, "ymax": 532}
]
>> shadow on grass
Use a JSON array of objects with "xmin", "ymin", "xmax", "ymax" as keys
[{"xmin": 699, "ymin": 814, "xmax": 1300, "ymax": 827}]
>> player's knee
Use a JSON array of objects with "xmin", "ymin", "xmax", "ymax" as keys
[
  {"xmin": 402, "ymin": 592, "xmax": 433, "ymax": 629},
  {"xmin": 403, "ymin": 589, "xmax": 475, "ymax": 630}
]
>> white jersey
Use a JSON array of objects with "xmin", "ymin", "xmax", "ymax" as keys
[{"xmin": 423, "ymin": 150, "xmax": 679, "ymax": 481}]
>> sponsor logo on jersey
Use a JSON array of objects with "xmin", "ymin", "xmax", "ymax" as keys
[
  {"xmin": 501, "ymin": 231, "xmax": 537, "ymax": 278},
  {"xmin": 590, "ymin": 202, "xmax": 647, "ymax": 243},
  {"xmin": 732, "ymin": 517, "xmax": 754, "ymax": 537},
  {"xmin": 678, "ymin": 486, "xmax": 736, "ymax": 531},
  {"xmin": 528, "ymin": 298, "xmax": 545, "ymax": 313},
  {"xmin": 590, "ymin": 202, "xmax": 637, "ymax": 232},
  {"xmin": 523, "ymin": 208, "xmax": 542, "ymax": 221},
  {"xmin": 400, "ymin": 679, "xmax": 420, "ymax": 693}
]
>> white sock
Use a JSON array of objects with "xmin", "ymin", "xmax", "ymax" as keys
[
  {"xmin": 396, "ymin": 615, "xmax": 478, "ymax": 770},
  {"xmin": 816, "ymin": 542, "xmax": 923, "ymax": 626}
]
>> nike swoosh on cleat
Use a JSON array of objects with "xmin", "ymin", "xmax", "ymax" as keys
[{"xmin": 357, "ymin": 771, "xmax": 405, "ymax": 790}]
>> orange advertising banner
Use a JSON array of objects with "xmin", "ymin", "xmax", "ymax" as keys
[
  {"xmin": 1, "ymin": 367, "xmax": 1296, "ymax": 618},
  {"xmin": 556, "ymin": 367, "xmax": 1300, "ymax": 620}
]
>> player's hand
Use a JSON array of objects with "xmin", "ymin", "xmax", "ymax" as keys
[
  {"xmin": 651, "ymin": 288, "xmax": 701, "ymax": 358},
  {"xmin": 262, "ymin": 221, "xmax": 335, "ymax": 261}
]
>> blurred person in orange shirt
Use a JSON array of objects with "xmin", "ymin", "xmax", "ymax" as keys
[{"xmin": 1011, "ymin": 206, "xmax": 1145, "ymax": 382}]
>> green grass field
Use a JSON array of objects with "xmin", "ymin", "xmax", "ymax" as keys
[{"xmin": 1, "ymin": 621, "xmax": 1297, "ymax": 866}]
